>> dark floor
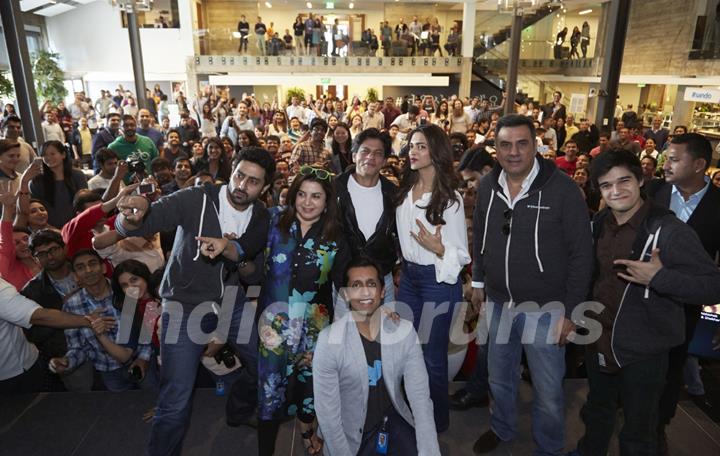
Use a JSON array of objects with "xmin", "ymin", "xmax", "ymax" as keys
[{"xmin": 2, "ymin": 380, "xmax": 719, "ymax": 456}]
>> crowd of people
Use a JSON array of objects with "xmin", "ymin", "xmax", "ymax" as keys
[
  {"xmin": 235, "ymin": 14, "xmax": 463, "ymax": 57},
  {"xmin": 1, "ymin": 83, "xmax": 720, "ymax": 456}
]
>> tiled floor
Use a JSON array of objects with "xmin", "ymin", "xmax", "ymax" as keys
[{"xmin": 2, "ymin": 380, "xmax": 719, "ymax": 455}]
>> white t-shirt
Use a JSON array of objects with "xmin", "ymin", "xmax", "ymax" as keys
[
  {"xmin": 0, "ymin": 279, "xmax": 40, "ymax": 381},
  {"xmin": 218, "ymin": 185, "xmax": 253, "ymax": 239},
  {"xmin": 88, "ymin": 174, "xmax": 124, "ymax": 191},
  {"xmin": 347, "ymin": 175, "xmax": 384, "ymax": 242}
]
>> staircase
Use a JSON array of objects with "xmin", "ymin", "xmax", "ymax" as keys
[{"xmin": 473, "ymin": 3, "xmax": 561, "ymax": 58}]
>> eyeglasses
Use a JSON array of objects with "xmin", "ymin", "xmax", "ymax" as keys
[
  {"xmin": 299, "ymin": 166, "xmax": 332, "ymax": 181},
  {"xmin": 33, "ymin": 245, "xmax": 63, "ymax": 260},
  {"xmin": 502, "ymin": 208, "xmax": 513, "ymax": 235}
]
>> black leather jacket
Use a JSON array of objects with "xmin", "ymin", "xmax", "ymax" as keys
[
  {"xmin": 335, "ymin": 168, "xmax": 398, "ymax": 276},
  {"xmin": 21, "ymin": 271, "xmax": 71, "ymax": 358}
]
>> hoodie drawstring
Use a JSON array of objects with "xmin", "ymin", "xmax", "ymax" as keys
[
  {"xmin": 534, "ymin": 190, "xmax": 544, "ymax": 273},
  {"xmin": 480, "ymin": 191, "xmax": 495, "ymax": 255},
  {"xmin": 644, "ymin": 226, "xmax": 662, "ymax": 298},
  {"xmin": 193, "ymin": 193, "xmax": 208, "ymax": 261}
]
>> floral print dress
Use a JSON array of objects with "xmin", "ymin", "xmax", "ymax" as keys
[{"xmin": 257, "ymin": 213, "xmax": 348, "ymax": 422}]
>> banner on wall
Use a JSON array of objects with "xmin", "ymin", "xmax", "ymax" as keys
[{"xmin": 683, "ymin": 87, "xmax": 720, "ymax": 104}]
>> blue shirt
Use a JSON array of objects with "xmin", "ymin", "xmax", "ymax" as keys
[
  {"xmin": 669, "ymin": 177, "xmax": 710, "ymax": 223},
  {"xmin": 63, "ymin": 281, "xmax": 152, "ymax": 372}
]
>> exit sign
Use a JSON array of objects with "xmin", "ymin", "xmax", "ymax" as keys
[
  {"xmin": 320, "ymin": 78, "xmax": 331, "ymax": 84},
  {"xmin": 326, "ymin": 2, "xmax": 334, "ymax": 8}
]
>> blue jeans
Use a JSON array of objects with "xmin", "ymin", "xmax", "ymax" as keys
[
  {"xmin": 397, "ymin": 261, "xmax": 461, "ymax": 433},
  {"xmin": 486, "ymin": 300, "xmax": 565, "ymax": 456},
  {"xmin": 683, "ymin": 355, "xmax": 705, "ymax": 396},
  {"xmin": 101, "ymin": 356, "xmax": 159, "ymax": 392},
  {"xmin": 146, "ymin": 296, "xmax": 258, "ymax": 456},
  {"xmin": 466, "ymin": 342, "xmax": 489, "ymax": 398}
]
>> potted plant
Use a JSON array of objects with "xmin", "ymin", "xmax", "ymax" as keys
[
  {"xmin": 366, "ymin": 87, "xmax": 379, "ymax": 103},
  {"xmin": 32, "ymin": 50, "xmax": 68, "ymax": 104},
  {"xmin": 285, "ymin": 87, "xmax": 306, "ymax": 104},
  {"xmin": 0, "ymin": 71, "xmax": 14, "ymax": 101}
]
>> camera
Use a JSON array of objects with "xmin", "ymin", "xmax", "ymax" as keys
[
  {"xmin": 138, "ymin": 183, "xmax": 155, "ymax": 195},
  {"xmin": 129, "ymin": 365, "xmax": 143, "ymax": 382},
  {"xmin": 129, "ymin": 160, "xmax": 146, "ymax": 174},
  {"xmin": 213, "ymin": 345, "xmax": 236, "ymax": 369}
]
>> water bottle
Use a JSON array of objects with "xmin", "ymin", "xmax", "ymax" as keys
[{"xmin": 215, "ymin": 379, "xmax": 225, "ymax": 396}]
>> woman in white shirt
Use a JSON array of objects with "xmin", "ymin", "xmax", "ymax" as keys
[
  {"xmin": 200, "ymin": 103, "xmax": 218, "ymax": 138},
  {"xmin": 394, "ymin": 124, "xmax": 470, "ymax": 433}
]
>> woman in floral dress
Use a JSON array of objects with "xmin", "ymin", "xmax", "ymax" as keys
[{"xmin": 257, "ymin": 166, "xmax": 349, "ymax": 455}]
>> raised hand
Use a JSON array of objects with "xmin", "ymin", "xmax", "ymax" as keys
[
  {"xmin": 196, "ymin": 236, "xmax": 229, "ymax": 260},
  {"xmin": 117, "ymin": 195, "xmax": 150, "ymax": 229},
  {"xmin": 409, "ymin": 219, "xmax": 444, "ymax": 257}
]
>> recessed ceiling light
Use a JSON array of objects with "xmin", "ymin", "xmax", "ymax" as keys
[
  {"xmin": 349, "ymin": 2, "xmax": 354, "ymax": 8},
  {"xmin": 265, "ymin": 1, "xmax": 272, "ymax": 7},
  {"xmin": 306, "ymin": 1, "xmax": 312, "ymax": 8},
  {"xmin": 579, "ymin": 9, "xmax": 593, "ymax": 15}
]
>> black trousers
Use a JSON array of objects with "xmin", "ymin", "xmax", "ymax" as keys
[
  {"xmin": 357, "ymin": 409, "xmax": 418, "ymax": 456},
  {"xmin": 658, "ymin": 305, "xmax": 702, "ymax": 428},
  {"xmin": 577, "ymin": 351, "xmax": 668, "ymax": 456}
]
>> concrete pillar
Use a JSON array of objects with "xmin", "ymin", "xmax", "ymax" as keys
[
  {"xmin": 0, "ymin": 0, "xmax": 44, "ymax": 147},
  {"xmin": 127, "ymin": 0, "xmax": 148, "ymax": 109},
  {"xmin": 671, "ymin": 86, "xmax": 694, "ymax": 130},
  {"xmin": 458, "ymin": 0, "xmax": 476, "ymax": 99},
  {"xmin": 504, "ymin": 8, "xmax": 523, "ymax": 115}
]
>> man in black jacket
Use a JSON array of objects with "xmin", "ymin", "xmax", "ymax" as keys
[
  {"xmin": 570, "ymin": 149, "xmax": 720, "ymax": 456},
  {"xmin": 645, "ymin": 133, "xmax": 720, "ymax": 454},
  {"xmin": 335, "ymin": 128, "xmax": 397, "ymax": 308},
  {"xmin": 471, "ymin": 114, "xmax": 593, "ymax": 454},
  {"xmin": 22, "ymin": 229, "xmax": 94, "ymax": 391},
  {"xmin": 91, "ymin": 112, "xmax": 121, "ymax": 173}
]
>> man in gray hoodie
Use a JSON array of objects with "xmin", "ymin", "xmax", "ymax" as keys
[
  {"xmin": 115, "ymin": 147, "xmax": 275, "ymax": 456},
  {"xmin": 471, "ymin": 114, "xmax": 593, "ymax": 455}
]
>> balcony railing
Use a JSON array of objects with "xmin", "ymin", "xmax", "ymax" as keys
[{"xmin": 193, "ymin": 55, "xmax": 465, "ymax": 74}]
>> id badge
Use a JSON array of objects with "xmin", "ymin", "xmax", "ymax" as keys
[{"xmin": 375, "ymin": 431, "xmax": 389, "ymax": 454}]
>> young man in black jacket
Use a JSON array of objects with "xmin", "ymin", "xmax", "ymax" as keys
[
  {"xmin": 115, "ymin": 147, "xmax": 275, "ymax": 455},
  {"xmin": 335, "ymin": 128, "xmax": 398, "ymax": 308},
  {"xmin": 570, "ymin": 149, "xmax": 720, "ymax": 456},
  {"xmin": 646, "ymin": 133, "xmax": 720, "ymax": 453}
]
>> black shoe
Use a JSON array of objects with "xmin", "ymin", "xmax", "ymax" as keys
[
  {"xmin": 473, "ymin": 429, "xmax": 502, "ymax": 454},
  {"xmin": 449, "ymin": 389, "xmax": 489, "ymax": 411},
  {"xmin": 657, "ymin": 425, "xmax": 669, "ymax": 456},
  {"xmin": 227, "ymin": 415, "xmax": 258, "ymax": 429}
]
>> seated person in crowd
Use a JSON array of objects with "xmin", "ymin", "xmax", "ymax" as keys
[{"xmin": 313, "ymin": 257, "xmax": 441, "ymax": 456}]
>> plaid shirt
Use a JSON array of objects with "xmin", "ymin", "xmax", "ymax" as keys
[
  {"xmin": 289, "ymin": 140, "xmax": 332, "ymax": 167},
  {"xmin": 63, "ymin": 281, "xmax": 152, "ymax": 372}
]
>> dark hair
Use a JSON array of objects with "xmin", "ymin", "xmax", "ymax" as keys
[
  {"xmin": 589, "ymin": 148, "xmax": 643, "ymax": 190},
  {"xmin": 265, "ymin": 135, "xmax": 280, "ymax": 144},
  {"xmin": 38, "ymin": 140, "xmax": 78, "ymax": 207},
  {"xmin": 641, "ymin": 155, "xmax": 658, "ymax": 169},
  {"xmin": 239, "ymin": 129, "xmax": 260, "ymax": 148},
  {"xmin": 0, "ymin": 139, "xmax": 20, "ymax": 156},
  {"xmin": 72, "ymin": 189, "xmax": 102, "ymax": 215},
  {"xmin": 343, "ymin": 256, "xmax": 384, "ymax": 288},
  {"xmin": 235, "ymin": 146, "xmax": 276, "ymax": 185},
  {"xmin": 310, "ymin": 117, "xmax": 328, "ymax": 132},
  {"xmin": 197, "ymin": 137, "xmax": 231, "ymax": 182},
  {"xmin": 599, "ymin": 132, "xmax": 611, "ymax": 140},
  {"xmin": 106, "ymin": 112, "xmax": 121, "ymax": 122},
  {"xmin": 670, "ymin": 133, "xmax": 712, "ymax": 170},
  {"xmin": 354, "ymin": 128, "xmax": 392, "ymax": 158},
  {"xmin": 458, "ymin": 146, "xmax": 494, "ymax": 172},
  {"xmin": 395, "ymin": 124, "xmax": 460, "ymax": 225},
  {"xmin": 407, "ymin": 105, "xmax": 420, "ymax": 116},
  {"xmin": 495, "ymin": 114, "xmax": 536, "ymax": 141},
  {"xmin": 278, "ymin": 171, "xmax": 341, "ymax": 242},
  {"xmin": 29, "ymin": 228, "xmax": 65, "ymax": 253},
  {"xmin": 173, "ymin": 156, "xmax": 191, "ymax": 168},
  {"xmin": 4, "ymin": 114, "xmax": 21, "ymax": 126},
  {"xmin": 122, "ymin": 114, "xmax": 136, "ymax": 124},
  {"xmin": 95, "ymin": 148, "xmax": 118, "ymax": 165},
  {"xmin": 564, "ymin": 139, "xmax": 578, "ymax": 147},
  {"xmin": 331, "ymin": 122, "xmax": 352, "ymax": 156},
  {"xmin": 150, "ymin": 157, "xmax": 172, "ymax": 175},
  {"xmin": 111, "ymin": 259, "xmax": 159, "ymax": 309},
  {"xmin": 449, "ymin": 132, "xmax": 468, "ymax": 151},
  {"xmin": 70, "ymin": 248, "xmax": 103, "ymax": 268},
  {"xmin": 167, "ymin": 128, "xmax": 181, "ymax": 139},
  {"xmin": 673, "ymin": 125, "xmax": 688, "ymax": 134}
]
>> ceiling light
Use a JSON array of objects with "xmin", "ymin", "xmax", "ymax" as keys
[
  {"xmin": 306, "ymin": 1, "xmax": 312, "ymax": 8},
  {"xmin": 579, "ymin": 9, "xmax": 592, "ymax": 15},
  {"xmin": 265, "ymin": 1, "xmax": 272, "ymax": 7},
  {"xmin": 349, "ymin": 2, "xmax": 354, "ymax": 8}
]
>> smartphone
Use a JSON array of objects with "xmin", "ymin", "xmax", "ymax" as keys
[
  {"xmin": 138, "ymin": 183, "xmax": 155, "ymax": 195},
  {"xmin": 33, "ymin": 157, "xmax": 44, "ymax": 166},
  {"xmin": 538, "ymin": 145, "xmax": 549, "ymax": 153}
]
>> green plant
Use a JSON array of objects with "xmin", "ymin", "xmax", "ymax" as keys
[
  {"xmin": 0, "ymin": 71, "xmax": 13, "ymax": 100},
  {"xmin": 32, "ymin": 50, "xmax": 67, "ymax": 104},
  {"xmin": 366, "ymin": 88, "xmax": 379, "ymax": 103},
  {"xmin": 286, "ymin": 87, "xmax": 306, "ymax": 104}
]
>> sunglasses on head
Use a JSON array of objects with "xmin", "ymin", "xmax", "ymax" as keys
[{"xmin": 299, "ymin": 165, "xmax": 331, "ymax": 181}]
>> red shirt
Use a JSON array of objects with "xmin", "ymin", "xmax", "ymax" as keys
[
  {"xmin": 61, "ymin": 203, "xmax": 115, "ymax": 274},
  {"xmin": 555, "ymin": 156, "xmax": 577, "ymax": 176}
]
